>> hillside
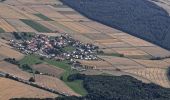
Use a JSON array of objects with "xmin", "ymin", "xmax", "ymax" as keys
[{"xmin": 61, "ymin": 0, "xmax": 170, "ymax": 51}]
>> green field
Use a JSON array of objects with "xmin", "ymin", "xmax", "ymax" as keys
[
  {"xmin": 34, "ymin": 13, "xmax": 53, "ymax": 21},
  {"xmin": 63, "ymin": 46, "xmax": 76, "ymax": 52},
  {"xmin": 0, "ymin": 28, "xmax": 5, "ymax": 33},
  {"xmin": 19, "ymin": 54, "xmax": 87, "ymax": 96},
  {"xmin": 20, "ymin": 19, "xmax": 52, "ymax": 32}
]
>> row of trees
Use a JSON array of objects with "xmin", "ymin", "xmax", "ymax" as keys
[{"xmin": 61, "ymin": 0, "xmax": 170, "ymax": 50}]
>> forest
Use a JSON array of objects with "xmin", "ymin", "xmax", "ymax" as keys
[
  {"xmin": 61, "ymin": 0, "xmax": 170, "ymax": 51},
  {"xmin": 11, "ymin": 74, "xmax": 170, "ymax": 100}
]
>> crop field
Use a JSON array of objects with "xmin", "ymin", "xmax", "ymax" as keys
[
  {"xmin": 20, "ymin": 19, "xmax": 52, "ymax": 32},
  {"xmin": 84, "ymin": 33, "xmax": 112, "ymax": 40},
  {"xmin": 123, "ymin": 68, "xmax": 170, "ymax": 88},
  {"xmin": 34, "ymin": 13, "xmax": 53, "ymax": 21},
  {"xmin": 0, "ymin": 4, "xmax": 27, "ymax": 19},
  {"xmin": 6, "ymin": 19, "xmax": 37, "ymax": 32},
  {"xmin": 0, "ymin": 78, "xmax": 57, "ymax": 100},
  {"xmin": 112, "ymin": 48, "xmax": 150, "ymax": 57},
  {"xmin": 49, "ymin": 21, "xmax": 77, "ymax": 33},
  {"xmin": 32, "ymin": 63, "xmax": 64, "ymax": 77},
  {"xmin": 15, "ymin": 6, "xmax": 38, "ymax": 14},
  {"xmin": 0, "ymin": 61, "xmax": 31, "ymax": 79},
  {"xmin": 0, "ymin": 45, "xmax": 24, "ymax": 60},
  {"xmin": 76, "ymin": 60, "xmax": 115, "ymax": 70},
  {"xmin": 139, "ymin": 46, "xmax": 170, "ymax": 57},
  {"xmin": 37, "ymin": 21, "xmax": 63, "ymax": 32},
  {"xmin": 9, "ymin": 6, "xmax": 41, "ymax": 20},
  {"xmin": 80, "ymin": 21, "xmax": 122, "ymax": 33},
  {"xmin": 120, "ymin": 37, "xmax": 155, "ymax": 47},
  {"xmin": 133, "ymin": 59, "xmax": 170, "ymax": 68},
  {"xmin": 100, "ymin": 56, "xmax": 141, "ymax": 67},
  {"xmin": 35, "ymin": 75, "xmax": 80, "ymax": 96},
  {"xmin": 58, "ymin": 22, "xmax": 99, "ymax": 33},
  {"xmin": 51, "ymin": 18, "xmax": 74, "ymax": 22},
  {"xmin": 0, "ymin": 19, "xmax": 16, "ymax": 32},
  {"xmin": 31, "ymin": 6, "xmax": 66, "ymax": 18}
]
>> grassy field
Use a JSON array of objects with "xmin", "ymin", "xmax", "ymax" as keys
[
  {"xmin": 19, "ymin": 54, "xmax": 87, "ymax": 96},
  {"xmin": 63, "ymin": 46, "xmax": 76, "ymax": 52},
  {"xmin": 34, "ymin": 13, "xmax": 53, "ymax": 21},
  {"xmin": 20, "ymin": 19, "xmax": 52, "ymax": 32},
  {"xmin": 0, "ymin": 28, "xmax": 5, "ymax": 33}
]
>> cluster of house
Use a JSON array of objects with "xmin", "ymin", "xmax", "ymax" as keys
[{"xmin": 10, "ymin": 34, "xmax": 99, "ymax": 61}]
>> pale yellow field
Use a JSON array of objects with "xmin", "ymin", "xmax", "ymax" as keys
[
  {"xmin": 123, "ymin": 68, "xmax": 170, "ymax": 88},
  {"xmin": 0, "ymin": 4, "xmax": 27, "ymax": 19},
  {"xmin": 0, "ymin": 78, "xmax": 57, "ymax": 100},
  {"xmin": 0, "ymin": 19, "xmax": 16, "ymax": 32},
  {"xmin": 113, "ymin": 48, "xmax": 149, "ymax": 56},
  {"xmin": 0, "ymin": 45, "xmax": 24, "ymax": 60},
  {"xmin": 36, "ymin": 75, "xmax": 80, "ymax": 96},
  {"xmin": 133, "ymin": 59, "xmax": 170, "ymax": 68},
  {"xmin": 76, "ymin": 60, "xmax": 115, "ymax": 70},
  {"xmin": 0, "ymin": 61, "xmax": 31, "ymax": 79},
  {"xmin": 58, "ymin": 22, "xmax": 99, "ymax": 33}
]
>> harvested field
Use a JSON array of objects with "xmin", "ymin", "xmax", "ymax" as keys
[
  {"xmin": 99, "ymin": 56, "xmax": 141, "ymax": 67},
  {"xmin": 49, "ymin": 21, "xmax": 76, "ymax": 33},
  {"xmin": 123, "ymin": 68, "xmax": 170, "ymax": 88},
  {"xmin": 0, "ymin": 19, "xmax": 16, "ymax": 32},
  {"xmin": 101, "ymin": 41, "xmax": 132, "ymax": 48},
  {"xmin": 112, "ymin": 48, "xmax": 149, "ymax": 57},
  {"xmin": 0, "ymin": 61, "xmax": 31, "ymax": 79},
  {"xmin": 51, "ymin": 18, "xmax": 74, "ymax": 22},
  {"xmin": 32, "ymin": 63, "xmax": 64, "ymax": 77},
  {"xmin": 17, "ymin": 0, "xmax": 60, "ymax": 5},
  {"xmin": 31, "ymin": 6, "xmax": 66, "ymax": 18},
  {"xmin": 0, "ymin": 61, "xmax": 78, "ymax": 96},
  {"xmin": 16, "ymin": 6, "xmax": 38, "ymax": 14},
  {"xmin": 71, "ymin": 34, "xmax": 94, "ymax": 43},
  {"xmin": 80, "ymin": 21, "xmax": 122, "ymax": 33},
  {"xmin": 35, "ymin": 75, "xmax": 80, "ymax": 96},
  {"xmin": 0, "ymin": 78, "xmax": 57, "ymax": 100},
  {"xmin": 84, "ymin": 33, "xmax": 112, "ymax": 40},
  {"xmin": 95, "ymin": 39, "xmax": 121, "ymax": 44},
  {"xmin": 120, "ymin": 37, "xmax": 155, "ymax": 47},
  {"xmin": 58, "ymin": 22, "xmax": 99, "ymax": 33},
  {"xmin": 36, "ymin": 32, "xmax": 61, "ymax": 37},
  {"xmin": 133, "ymin": 59, "xmax": 170, "ymax": 68},
  {"xmin": 0, "ymin": 45, "xmax": 24, "ymax": 60},
  {"xmin": 76, "ymin": 60, "xmax": 115, "ymax": 70},
  {"xmin": 63, "ymin": 14, "xmax": 86, "ymax": 19},
  {"xmin": 9, "ymin": 6, "xmax": 41, "ymax": 20},
  {"xmin": 0, "ymin": 4, "xmax": 27, "ymax": 19},
  {"xmin": 139, "ymin": 46, "xmax": 170, "ymax": 57}
]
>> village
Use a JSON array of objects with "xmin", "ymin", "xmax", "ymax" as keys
[{"xmin": 9, "ymin": 33, "xmax": 100, "ymax": 71}]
